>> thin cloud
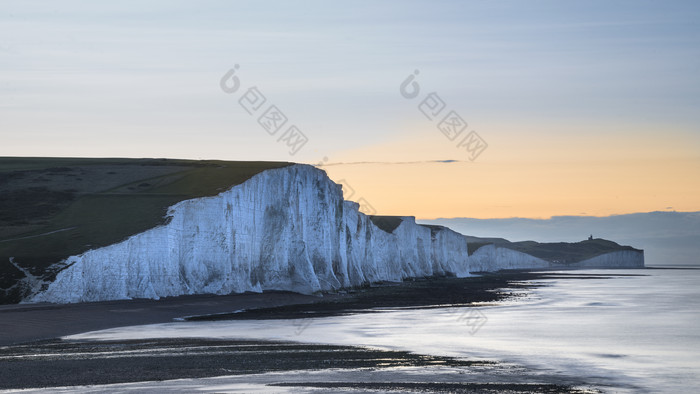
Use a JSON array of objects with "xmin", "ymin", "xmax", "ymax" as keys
[{"xmin": 313, "ymin": 160, "xmax": 465, "ymax": 167}]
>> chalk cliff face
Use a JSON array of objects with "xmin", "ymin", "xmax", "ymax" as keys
[
  {"xmin": 568, "ymin": 250, "xmax": 645, "ymax": 269},
  {"xmin": 26, "ymin": 164, "xmax": 643, "ymax": 304},
  {"xmin": 28, "ymin": 165, "xmax": 470, "ymax": 303},
  {"xmin": 468, "ymin": 245, "xmax": 645, "ymax": 272},
  {"xmin": 469, "ymin": 245, "xmax": 551, "ymax": 272}
]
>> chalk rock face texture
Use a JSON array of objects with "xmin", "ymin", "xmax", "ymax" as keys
[
  {"xmin": 27, "ymin": 165, "xmax": 643, "ymax": 304},
  {"xmin": 28, "ymin": 165, "xmax": 470, "ymax": 303},
  {"xmin": 569, "ymin": 250, "xmax": 645, "ymax": 269},
  {"xmin": 468, "ymin": 245, "xmax": 551, "ymax": 272},
  {"xmin": 468, "ymin": 245, "xmax": 644, "ymax": 272}
]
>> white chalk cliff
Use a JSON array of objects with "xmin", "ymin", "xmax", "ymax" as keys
[
  {"xmin": 468, "ymin": 245, "xmax": 551, "ymax": 272},
  {"xmin": 27, "ymin": 165, "xmax": 643, "ymax": 304},
  {"xmin": 570, "ymin": 250, "xmax": 645, "ymax": 269}
]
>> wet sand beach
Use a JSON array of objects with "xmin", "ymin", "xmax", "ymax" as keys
[
  {"xmin": 0, "ymin": 273, "xmax": 602, "ymax": 393},
  {"xmin": 0, "ymin": 292, "xmax": 326, "ymax": 346}
]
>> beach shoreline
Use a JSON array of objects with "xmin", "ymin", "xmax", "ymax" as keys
[
  {"xmin": 0, "ymin": 291, "xmax": 328, "ymax": 347},
  {"xmin": 0, "ymin": 272, "xmax": 616, "ymax": 392}
]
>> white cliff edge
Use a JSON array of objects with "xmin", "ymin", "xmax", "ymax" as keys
[{"xmin": 26, "ymin": 164, "xmax": 643, "ymax": 304}]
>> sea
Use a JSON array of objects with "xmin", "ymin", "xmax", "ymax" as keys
[{"xmin": 60, "ymin": 268, "xmax": 700, "ymax": 393}]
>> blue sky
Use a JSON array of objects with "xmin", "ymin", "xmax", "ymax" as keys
[{"xmin": 2, "ymin": 1, "xmax": 699, "ymax": 218}]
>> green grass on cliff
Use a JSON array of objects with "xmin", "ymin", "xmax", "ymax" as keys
[
  {"xmin": 369, "ymin": 216, "xmax": 404, "ymax": 234},
  {"xmin": 507, "ymin": 238, "xmax": 640, "ymax": 264},
  {"xmin": 0, "ymin": 157, "xmax": 290, "ymax": 301}
]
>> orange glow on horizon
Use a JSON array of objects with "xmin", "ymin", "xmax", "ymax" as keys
[{"xmin": 314, "ymin": 125, "xmax": 700, "ymax": 219}]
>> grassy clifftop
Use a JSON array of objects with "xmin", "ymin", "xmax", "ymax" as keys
[{"xmin": 0, "ymin": 157, "xmax": 290, "ymax": 302}]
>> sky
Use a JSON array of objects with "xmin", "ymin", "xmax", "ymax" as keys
[{"xmin": 1, "ymin": 1, "xmax": 699, "ymax": 219}]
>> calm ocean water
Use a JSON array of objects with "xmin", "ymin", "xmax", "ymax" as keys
[{"xmin": 66, "ymin": 268, "xmax": 700, "ymax": 393}]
